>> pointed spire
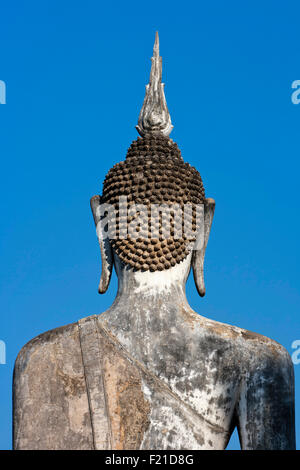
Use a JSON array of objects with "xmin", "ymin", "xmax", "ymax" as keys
[
  {"xmin": 153, "ymin": 30, "xmax": 159, "ymax": 58},
  {"xmin": 136, "ymin": 32, "xmax": 173, "ymax": 137}
]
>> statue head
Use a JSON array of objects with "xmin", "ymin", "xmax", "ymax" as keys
[{"xmin": 91, "ymin": 33, "xmax": 215, "ymax": 297}]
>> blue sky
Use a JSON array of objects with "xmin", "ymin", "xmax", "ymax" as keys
[{"xmin": 0, "ymin": 0, "xmax": 299, "ymax": 450}]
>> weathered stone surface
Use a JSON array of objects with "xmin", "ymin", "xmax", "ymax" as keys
[
  {"xmin": 13, "ymin": 256, "xmax": 295, "ymax": 449},
  {"xmin": 13, "ymin": 323, "xmax": 93, "ymax": 450},
  {"xmin": 95, "ymin": 255, "xmax": 295, "ymax": 450},
  {"xmin": 136, "ymin": 31, "xmax": 173, "ymax": 137}
]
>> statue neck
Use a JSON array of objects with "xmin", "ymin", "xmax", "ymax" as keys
[
  {"xmin": 99, "ymin": 254, "xmax": 194, "ymax": 335},
  {"xmin": 114, "ymin": 252, "xmax": 191, "ymax": 303}
]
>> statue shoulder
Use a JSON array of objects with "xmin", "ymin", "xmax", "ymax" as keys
[
  {"xmin": 193, "ymin": 313, "xmax": 293, "ymax": 368},
  {"xmin": 216, "ymin": 321, "xmax": 294, "ymax": 383},
  {"xmin": 239, "ymin": 327, "xmax": 292, "ymax": 364},
  {"xmin": 231, "ymin": 324, "xmax": 294, "ymax": 373},
  {"xmin": 14, "ymin": 322, "xmax": 79, "ymax": 373},
  {"xmin": 13, "ymin": 321, "xmax": 93, "ymax": 450},
  {"xmin": 232, "ymin": 326, "xmax": 295, "ymax": 449}
]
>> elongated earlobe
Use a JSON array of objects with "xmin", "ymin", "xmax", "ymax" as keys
[
  {"xmin": 192, "ymin": 198, "xmax": 215, "ymax": 297},
  {"xmin": 90, "ymin": 195, "xmax": 113, "ymax": 294}
]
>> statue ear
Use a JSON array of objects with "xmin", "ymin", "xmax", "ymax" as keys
[
  {"xmin": 90, "ymin": 195, "xmax": 113, "ymax": 294},
  {"xmin": 192, "ymin": 198, "xmax": 215, "ymax": 297}
]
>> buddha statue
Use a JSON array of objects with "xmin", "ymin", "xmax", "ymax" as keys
[{"xmin": 13, "ymin": 33, "xmax": 295, "ymax": 450}]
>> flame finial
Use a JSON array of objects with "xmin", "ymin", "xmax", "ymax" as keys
[{"xmin": 136, "ymin": 32, "xmax": 173, "ymax": 137}]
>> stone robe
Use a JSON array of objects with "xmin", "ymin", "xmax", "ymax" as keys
[{"xmin": 13, "ymin": 310, "xmax": 295, "ymax": 450}]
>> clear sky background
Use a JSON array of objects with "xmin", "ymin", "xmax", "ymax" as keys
[{"xmin": 0, "ymin": 0, "xmax": 299, "ymax": 450}]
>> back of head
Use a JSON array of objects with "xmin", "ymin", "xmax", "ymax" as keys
[
  {"xmin": 102, "ymin": 134, "xmax": 205, "ymax": 272},
  {"xmin": 91, "ymin": 32, "xmax": 215, "ymax": 296}
]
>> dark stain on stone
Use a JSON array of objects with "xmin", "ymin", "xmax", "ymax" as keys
[
  {"xmin": 101, "ymin": 332, "xmax": 151, "ymax": 449},
  {"xmin": 56, "ymin": 368, "xmax": 86, "ymax": 397}
]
